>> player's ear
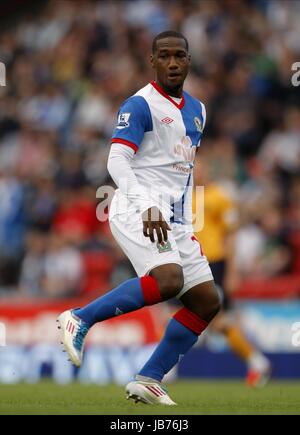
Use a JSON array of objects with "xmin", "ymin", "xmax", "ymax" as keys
[
  {"xmin": 188, "ymin": 54, "xmax": 191, "ymax": 64},
  {"xmin": 150, "ymin": 54, "xmax": 155, "ymax": 69}
]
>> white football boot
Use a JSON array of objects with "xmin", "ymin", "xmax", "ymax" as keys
[
  {"xmin": 56, "ymin": 310, "xmax": 89, "ymax": 367},
  {"xmin": 246, "ymin": 364, "xmax": 272, "ymax": 388},
  {"xmin": 126, "ymin": 380, "xmax": 177, "ymax": 405},
  {"xmin": 246, "ymin": 353, "xmax": 272, "ymax": 388}
]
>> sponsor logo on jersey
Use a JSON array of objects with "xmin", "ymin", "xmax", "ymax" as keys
[
  {"xmin": 116, "ymin": 112, "xmax": 131, "ymax": 129},
  {"xmin": 161, "ymin": 117, "xmax": 174, "ymax": 124},
  {"xmin": 194, "ymin": 116, "xmax": 203, "ymax": 132},
  {"xmin": 156, "ymin": 240, "xmax": 172, "ymax": 253},
  {"xmin": 173, "ymin": 136, "xmax": 195, "ymax": 163}
]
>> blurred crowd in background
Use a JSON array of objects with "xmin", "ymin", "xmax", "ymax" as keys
[{"xmin": 0, "ymin": 0, "xmax": 300, "ymax": 299}]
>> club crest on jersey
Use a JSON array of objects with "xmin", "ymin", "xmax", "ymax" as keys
[
  {"xmin": 116, "ymin": 112, "xmax": 131, "ymax": 129},
  {"xmin": 194, "ymin": 117, "xmax": 203, "ymax": 133},
  {"xmin": 156, "ymin": 240, "xmax": 172, "ymax": 253}
]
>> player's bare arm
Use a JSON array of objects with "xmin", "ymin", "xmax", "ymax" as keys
[{"xmin": 142, "ymin": 206, "xmax": 171, "ymax": 244}]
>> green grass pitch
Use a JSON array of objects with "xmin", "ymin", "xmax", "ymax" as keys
[{"xmin": 0, "ymin": 380, "xmax": 299, "ymax": 415}]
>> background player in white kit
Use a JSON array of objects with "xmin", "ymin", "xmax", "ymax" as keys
[{"xmin": 57, "ymin": 31, "xmax": 221, "ymax": 406}]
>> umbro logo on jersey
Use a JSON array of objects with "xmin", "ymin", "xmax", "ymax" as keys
[{"xmin": 161, "ymin": 117, "xmax": 174, "ymax": 124}]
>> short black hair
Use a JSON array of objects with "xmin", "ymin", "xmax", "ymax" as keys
[{"xmin": 152, "ymin": 31, "xmax": 189, "ymax": 54}]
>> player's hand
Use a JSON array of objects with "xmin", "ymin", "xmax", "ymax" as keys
[{"xmin": 142, "ymin": 206, "xmax": 171, "ymax": 244}]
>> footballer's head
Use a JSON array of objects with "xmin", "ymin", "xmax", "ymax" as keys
[{"xmin": 151, "ymin": 31, "xmax": 191, "ymax": 96}]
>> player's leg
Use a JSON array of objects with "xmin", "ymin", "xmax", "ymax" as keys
[
  {"xmin": 72, "ymin": 269, "xmax": 180, "ymax": 327},
  {"xmin": 57, "ymin": 264, "xmax": 182, "ymax": 368},
  {"xmin": 134, "ymin": 279, "xmax": 220, "ymax": 382},
  {"xmin": 209, "ymin": 261, "xmax": 271, "ymax": 387},
  {"xmin": 211, "ymin": 305, "xmax": 271, "ymax": 387},
  {"xmin": 56, "ymin": 274, "xmax": 164, "ymax": 367},
  {"xmin": 57, "ymin": 211, "xmax": 184, "ymax": 367},
  {"xmin": 125, "ymin": 227, "xmax": 220, "ymax": 405},
  {"xmin": 219, "ymin": 318, "xmax": 271, "ymax": 387},
  {"xmin": 126, "ymin": 279, "xmax": 220, "ymax": 405}
]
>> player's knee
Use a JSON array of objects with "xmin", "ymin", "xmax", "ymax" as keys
[
  {"xmin": 150, "ymin": 264, "xmax": 184, "ymax": 300},
  {"xmin": 160, "ymin": 272, "xmax": 184, "ymax": 299},
  {"xmin": 151, "ymin": 266, "xmax": 184, "ymax": 300},
  {"xmin": 206, "ymin": 286, "xmax": 222, "ymax": 321}
]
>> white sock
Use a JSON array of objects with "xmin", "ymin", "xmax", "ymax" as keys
[{"xmin": 248, "ymin": 352, "xmax": 270, "ymax": 371}]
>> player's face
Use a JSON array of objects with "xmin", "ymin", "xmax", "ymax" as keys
[{"xmin": 151, "ymin": 37, "xmax": 191, "ymax": 95}]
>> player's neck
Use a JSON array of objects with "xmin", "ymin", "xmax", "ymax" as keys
[{"xmin": 155, "ymin": 80, "xmax": 183, "ymax": 98}]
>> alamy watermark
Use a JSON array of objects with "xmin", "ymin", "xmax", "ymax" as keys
[
  {"xmin": 96, "ymin": 182, "xmax": 205, "ymax": 232},
  {"xmin": 291, "ymin": 62, "xmax": 300, "ymax": 87},
  {"xmin": 291, "ymin": 322, "xmax": 300, "ymax": 347},
  {"xmin": 0, "ymin": 322, "xmax": 6, "ymax": 346},
  {"xmin": 0, "ymin": 62, "xmax": 6, "ymax": 86}
]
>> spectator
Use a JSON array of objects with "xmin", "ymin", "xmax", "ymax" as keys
[
  {"xmin": 41, "ymin": 231, "xmax": 83, "ymax": 298},
  {"xmin": 19, "ymin": 230, "xmax": 47, "ymax": 296}
]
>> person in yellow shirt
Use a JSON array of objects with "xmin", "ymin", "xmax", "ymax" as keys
[{"xmin": 193, "ymin": 154, "xmax": 271, "ymax": 387}]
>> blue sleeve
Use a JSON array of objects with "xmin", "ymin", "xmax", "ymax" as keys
[
  {"xmin": 111, "ymin": 96, "xmax": 152, "ymax": 152},
  {"xmin": 196, "ymin": 101, "xmax": 206, "ymax": 148}
]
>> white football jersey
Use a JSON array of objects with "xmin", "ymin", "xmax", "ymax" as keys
[{"xmin": 110, "ymin": 81, "xmax": 206, "ymax": 224}]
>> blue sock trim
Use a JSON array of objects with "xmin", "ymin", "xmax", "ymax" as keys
[
  {"xmin": 139, "ymin": 318, "xmax": 198, "ymax": 382},
  {"xmin": 74, "ymin": 277, "xmax": 145, "ymax": 327}
]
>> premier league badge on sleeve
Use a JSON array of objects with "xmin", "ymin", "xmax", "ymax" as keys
[{"xmin": 116, "ymin": 112, "xmax": 131, "ymax": 129}]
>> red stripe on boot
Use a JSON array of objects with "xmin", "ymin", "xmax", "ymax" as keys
[
  {"xmin": 174, "ymin": 307, "xmax": 208, "ymax": 335},
  {"xmin": 146, "ymin": 386, "xmax": 160, "ymax": 397},
  {"xmin": 140, "ymin": 276, "xmax": 162, "ymax": 306},
  {"xmin": 152, "ymin": 386, "xmax": 165, "ymax": 396}
]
